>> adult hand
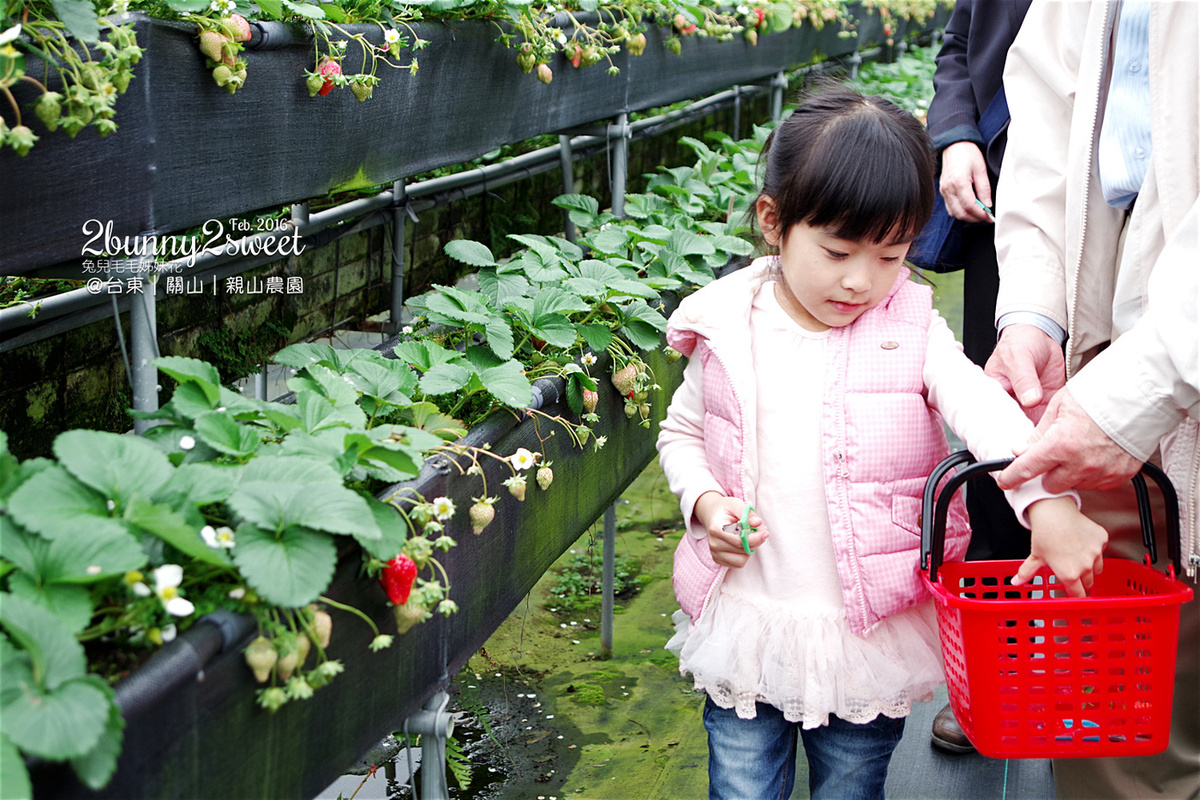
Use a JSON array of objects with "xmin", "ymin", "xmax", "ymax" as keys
[
  {"xmin": 997, "ymin": 388, "xmax": 1144, "ymax": 494},
  {"xmin": 693, "ymin": 491, "xmax": 768, "ymax": 569},
  {"xmin": 939, "ymin": 141, "xmax": 993, "ymax": 222},
  {"xmin": 985, "ymin": 323, "xmax": 1066, "ymax": 422}
]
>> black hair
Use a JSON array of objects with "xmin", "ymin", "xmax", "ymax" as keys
[{"xmin": 755, "ymin": 83, "xmax": 935, "ymax": 247}]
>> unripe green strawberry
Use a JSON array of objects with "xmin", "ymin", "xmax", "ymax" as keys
[
  {"xmin": 212, "ymin": 64, "xmax": 234, "ymax": 87},
  {"xmin": 198, "ymin": 30, "xmax": 229, "ymax": 62},
  {"xmin": 516, "ymin": 49, "xmax": 536, "ymax": 74},
  {"xmin": 582, "ymin": 388, "xmax": 598, "ymax": 414},
  {"xmin": 112, "ymin": 69, "xmax": 132, "ymax": 93},
  {"xmin": 504, "ymin": 475, "xmax": 527, "ymax": 501},
  {"xmin": 78, "ymin": 63, "xmax": 104, "ymax": 90},
  {"xmin": 7, "ymin": 125, "xmax": 38, "ymax": 157},
  {"xmin": 611, "ymin": 364, "xmax": 638, "ymax": 396},
  {"xmin": 624, "ymin": 402, "xmax": 637, "ymax": 418},
  {"xmin": 470, "ymin": 496, "xmax": 496, "ymax": 534},
  {"xmin": 667, "ymin": 37, "xmax": 682, "ymax": 55},
  {"xmin": 276, "ymin": 637, "xmax": 301, "ymax": 681},
  {"xmin": 627, "ymin": 32, "xmax": 647, "ymax": 56},
  {"xmin": 393, "ymin": 601, "xmax": 428, "ymax": 634},
  {"xmin": 536, "ymin": 464, "xmax": 554, "ymax": 491},
  {"xmin": 582, "ymin": 45, "xmax": 600, "ymax": 66},
  {"xmin": 744, "ymin": 29, "xmax": 758, "ymax": 46},
  {"xmin": 295, "ymin": 632, "xmax": 311, "ymax": 668},
  {"xmin": 244, "ymin": 636, "xmax": 277, "ymax": 683},
  {"xmin": 639, "ymin": 403, "xmax": 651, "ymax": 417},
  {"xmin": 663, "ymin": 346, "xmax": 682, "ymax": 363},
  {"xmin": 536, "ymin": 63, "xmax": 553, "ymax": 84},
  {"xmin": 350, "ymin": 80, "xmax": 372, "ymax": 102},
  {"xmin": 306, "ymin": 72, "xmax": 325, "ymax": 97},
  {"xmin": 310, "ymin": 606, "xmax": 333, "ymax": 649},
  {"xmin": 35, "ymin": 92, "xmax": 63, "ymax": 131}
]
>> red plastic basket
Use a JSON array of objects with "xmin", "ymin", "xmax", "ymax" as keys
[{"xmin": 920, "ymin": 454, "xmax": 1193, "ymax": 759}]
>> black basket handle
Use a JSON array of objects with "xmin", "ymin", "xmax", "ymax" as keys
[{"xmin": 920, "ymin": 452, "xmax": 1182, "ymax": 583}]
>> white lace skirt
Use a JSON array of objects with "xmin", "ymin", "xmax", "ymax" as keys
[{"xmin": 667, "ymin": 590, "xmax": 946, "ymax": 729}]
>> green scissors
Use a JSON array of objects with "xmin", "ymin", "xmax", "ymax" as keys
[{"xmin": 722, "ymin": 504, "xmax": 758, "ymax": 556}]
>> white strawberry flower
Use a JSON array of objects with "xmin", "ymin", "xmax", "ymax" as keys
[
  {"xmin": 431, "ymin": 496, "xmax": 456, "ymax": 521},
  {"xmin": 509, "ymin": 447, "xmax": 537, "ymax": 471},
  {"xmin": 581, "ymin": 352, "xmax": 598, "ymax": 366},
  {"xmin": 201, "ymin": 525, "xmax": 236, "ymax": 549},
  {"xmin": 148, "ymin": 565, "xmax": 195, "ymax": 617},
  {"xmin": 178, "ymin": 435, "xmax": 196, "ymax": 450},
  {"xmin": 384, "ymin": 28, "xmax": 401, "ymax": 45},
  {"xmin": 0, "ymin": 24, "xmax": 22, "ymax": 46}
]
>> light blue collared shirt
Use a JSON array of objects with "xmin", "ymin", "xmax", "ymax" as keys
[{"xmin": 1098, "ymin": 0, "xmax": 1152, "ymax": 210}]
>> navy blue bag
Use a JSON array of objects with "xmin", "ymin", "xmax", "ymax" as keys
[{"xmin": 909, "ymin": 88, "xmax": 1010, "ymax": 273}]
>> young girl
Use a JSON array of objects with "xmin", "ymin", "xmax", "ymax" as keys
[{"xmin": 656, "ymin": 86, "xmax": 1108, "ymax": 800}]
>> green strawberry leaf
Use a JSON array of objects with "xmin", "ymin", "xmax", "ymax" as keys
[
  {"xmin": 444, "ymin": 239, "xmax": 497, "ymax": 268},
  {"xmin": 5, "ymin": 575, "xmax": 92, "ymax": 635},
  {"xmin": 70, "ymin": 694, "xmax": 124, "ymax": 791},
  {"xmin": 125, "ymin": 496, "xmax": 229, "ymax": 567},
  {"xmin": 2, "ymin": 676, "xmax": 111, "ymax": 760},
  {"xmin": 50, "ymin": 0, "xmax": 100, "ymax": 42},
  {"xmin": 551, "ymin": 194, "xmax": 599, "ymax": 228},
  {"xmin": 154, "ymin": 356, "xmax": 222, "ymax": 405},
  {"xmin": 53, "ymin": 430, "xmax": 173, "ymax": 506},
  {"xmin": 0, "ymin": 592, "xmax": 86, "ymax": 691},
  {"xmin": 5, "ymin": 465, "xmax": 129, "ymax": 542},
  {"xmin": 355, "ymin": 496, "xmax": 410, "ymax": 560},
  {"xmin": 231, "ymin": 524, "xmax": 337, "ymax": 607},
  {"xmin": 0, "ymin": 735, "xmax": 32, "ymax": 800},
  {"xmin": 575, "ymin": 323, "xmax": 612, "ymax": 354},
  {"xmin": 230, "ymin": 480, "xmax": 379, "ymax": 538},
  {"xmin": 419, "ymin": 363, "xmax": 472, "ymax": 396},
  {"xmin": 480, "ymin": 362, "xmax": 533, "ymax": 408},
  {"xmin": 192, "ymin": 411, "xmax": 262, "ymax": 457}
]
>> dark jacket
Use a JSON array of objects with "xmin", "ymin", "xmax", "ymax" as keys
[{"xmin": 925, "ymin": 0, "xmax": 1031, "ymax": 176}]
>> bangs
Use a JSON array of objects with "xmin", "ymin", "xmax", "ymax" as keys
[{"xmin": 762, "ymin": 91, "xmax": 935, "ymax": 246}]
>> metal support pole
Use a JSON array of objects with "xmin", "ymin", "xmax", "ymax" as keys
[
  {"xmin": 130, "ymin": 266, "xmax": 158, "ymax": 435},
  {"xmin": 403, "ymin": 690, "xmax": 454, "ymax": 800},
  {"xmin": 732, "ymin": 85, "xmax": 742, "ymax": 141},
  {"xmin": 254, "ymin": 366, "xmax": 268, "ymax": 401},
  {"xmin": 388, "ymin": 180, "xmax": 408, "ymax": 335},
  {"xmin": 610, "ymin": 113, "xmax": 630, "ymax": 219},
  {"xmin": 770, "ymin": 70, "xmax": 786, "ymax": 122},
  {"xmin": 558, "ymin": 135, "xmax": 578, "ymax": 243},
  {"xmin": 600, "ymin": 502, "xmax": 616, "ymax": 659},
  {"xmin": 846, "ymin": 49, "xmax": 862, "ymax": 81}
]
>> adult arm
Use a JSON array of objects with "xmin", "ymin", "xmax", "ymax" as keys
[{"xmin": 998, "ymin": 201, "xmax": 1200, "ymax": 492}]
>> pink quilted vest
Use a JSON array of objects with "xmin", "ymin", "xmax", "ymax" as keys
[{"xmin": 666, "ymin": 260, "xmax": 970, "ymax": 636}]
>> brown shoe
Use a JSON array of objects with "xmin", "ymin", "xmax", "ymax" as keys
[{"xmin": 931, "ymin": 702, "xmax": 975, "ymax": 754}]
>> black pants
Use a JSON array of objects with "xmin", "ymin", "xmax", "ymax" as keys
[{"xmin": 960, "ymin": 224, "xmax": 1030, "ymax": 561}]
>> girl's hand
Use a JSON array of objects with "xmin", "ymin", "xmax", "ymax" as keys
[
  {"xmin": 693, "ymin": 491, "xmax": 768, "ymax": 569},
  {"xmin": 1012, "ymin": 497, "xmax": 1108, "ymax": 598}
]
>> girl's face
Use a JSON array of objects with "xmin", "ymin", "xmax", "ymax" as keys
[{"xmin": 757, "ymin": 196, "xmax": 910, "ymax": 332}]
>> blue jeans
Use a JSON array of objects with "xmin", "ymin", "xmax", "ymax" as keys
[{"xmin": 703, "ymin": 697, "xmax": 905, "ymax": 800}]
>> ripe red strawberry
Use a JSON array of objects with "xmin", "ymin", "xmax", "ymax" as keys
[
  {"xmin": 582, "ymin": 388, "xmax": 598, "ymax": 414},
  {"xmin": 380, "ymin": 554, "xmax": 418, "ymax": 605},
  {"xmin": 569, "ymin": 43, "xmax": 583, "ymax": 69},
  {"xmin": 317, "ymin": 58, "xmax": 341, "ymax": 96}
]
